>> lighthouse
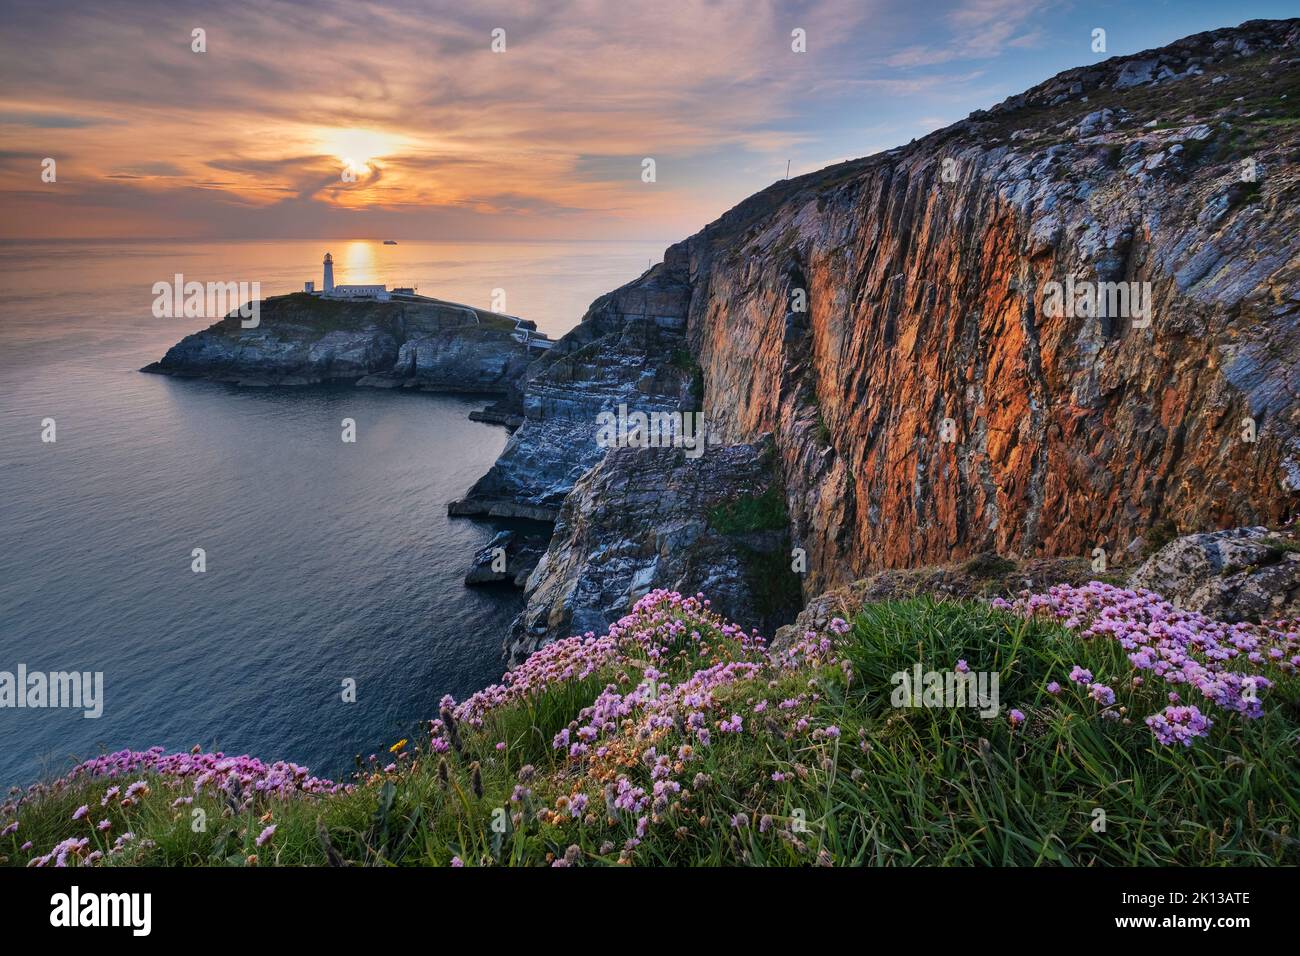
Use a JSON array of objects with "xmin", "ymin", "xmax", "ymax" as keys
[{"xmin": 309, "ymin": 251, "xmax": 387, "ymax": 300}]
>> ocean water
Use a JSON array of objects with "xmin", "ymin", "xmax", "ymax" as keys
[{"xmin": 0, "ymin": 238, "xmax": 665, "ymax": 789}]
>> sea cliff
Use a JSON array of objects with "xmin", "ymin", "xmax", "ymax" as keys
[
  {"xmin": 15, "ymin": 19, "xmax": 1300, "ymax": 869},
  {"xmin": 144, "ymin": 21, "xmax": 1300, "ymax": 663},
  {"xmin": 459, "ymin": 18, "xmax": 1300, "ymax": 658}
]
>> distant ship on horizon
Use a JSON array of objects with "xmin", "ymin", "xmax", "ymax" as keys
[{"xmin": 383, "ymin": 239, "xmax": 398, "ymax": 245}]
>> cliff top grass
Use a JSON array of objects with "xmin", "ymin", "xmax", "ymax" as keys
[
  {"xmin": 6, "ymin": 584, "xmax": 1298, "ymax": 867},
  {"xmin": 212, "ymin": 293, "xmax": 519, "ymax": 336},
  {"xmin": 962, "ymin": 44, "xmax": 1300, "ymax": 154}
]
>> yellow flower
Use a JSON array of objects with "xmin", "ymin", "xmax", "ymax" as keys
[{"xmin": 389, "ymin": 739, "xmax": 408, "ymax": 753}]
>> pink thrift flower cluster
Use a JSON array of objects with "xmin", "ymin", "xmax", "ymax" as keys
[
  {"xmin": 24, "ymin": 830, "xmax": 144, "ymax": 868},
  {"xmin": 433, "ymin": 590, "xmax": 847, "ymax": 858},
  {"xmin": 452, "ymin": 629, "xmax": 621, "ymax": 728},
  {"xmin": 59, "ymin": 748, "xmax": 348, "ymax": 798},
  {"xmin": 462, "ymin": 590, "xmax": 847, "ymax": 858},
  {"xmin": 2, "ymin": 746, "xmax": 348, "ymax": 854},
  {"xmin": 444, "ymin": 590, "xmax": 771, "ymax": 735},
  {"xmin": 1146, "ymin": 705, "xmax": 1214, "ymax": 746},
  {"xmin": 993, "ymin": 582, "xmax": 1297, "ymax": 744},
  {"xmin": 5, "ymin": 748, "xmax": 346, "ymax": 867},
  {"xmin": 539, "ymin": 593, "xmax": 842, "ymax": 761}
]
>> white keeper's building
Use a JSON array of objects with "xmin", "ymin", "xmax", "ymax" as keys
[{"xmin": 305, "ymin": 252, "xmax": 390, "ymax": 300}]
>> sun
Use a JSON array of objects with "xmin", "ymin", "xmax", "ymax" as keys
[{"xmin": 317, "ymin": 128, "xmax": 404, "ymax": 173}]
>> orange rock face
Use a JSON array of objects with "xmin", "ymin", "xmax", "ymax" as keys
[{"xmin": 666, "ymin": 24, "xmax": 1300, "ymax": 598}]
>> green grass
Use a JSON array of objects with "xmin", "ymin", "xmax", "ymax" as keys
[
  {"xmin": 7, "ymin": 597, "xmax": 1297, "ymax": 866},
  {"xmin": 815, "ymin": 410, "xmax": 832, "ymax": 447},
  {"xmin": 214, "ymin": 293, "xmax": 369, "ymax": 335},
  {"xmin": 708, "ymin": 484, "xmax": 790, "ymax": 534}
]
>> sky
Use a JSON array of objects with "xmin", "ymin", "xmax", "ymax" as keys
[{"xmin": 0, "ymin": 0, "xmax": 1294, "ymax": 241}]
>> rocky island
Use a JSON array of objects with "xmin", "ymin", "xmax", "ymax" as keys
[{"xmin": 143, "ymin": 291, "xmax": 548, "ymax": 393}]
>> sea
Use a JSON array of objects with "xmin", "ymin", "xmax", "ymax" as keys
[{"xmin": 0, "ymin": 238, "xmax": 665, "ymax": 789}]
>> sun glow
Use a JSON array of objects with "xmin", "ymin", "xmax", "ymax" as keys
[{"xmin": 317, "ymin": 128, "xmax": 405, "ymax": 173}]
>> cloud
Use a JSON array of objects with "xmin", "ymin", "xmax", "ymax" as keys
[
  {"xmin": 0, "ymin": 0, "xmax": 1189, "ymax": 240},
  {"xmin": 883, "ymin": 0, "xmax": 1051, "ymax": 67},
  {"xmin": 0, "ymin": 111, "xmax": 117, "ymax": 128},
  {"xmin": 0, "ymin": 0, "xmax": 897, "ymax": 236}
]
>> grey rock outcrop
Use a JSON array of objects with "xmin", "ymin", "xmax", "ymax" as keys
[
  {"xmin": 1127, "ymin": 526, "xmax": 1300, "ymax": 621},
  {"xmin": 464, "ymin": 530, "xmax": 547, "ymax": 587},
  {"xmin": 986, "ymin": 18, "xmax": 1288, "ymax": 111},
  {"xmin": 507, "ymin": 439, "xmax": 799, "ymax": 662},
  {"xmin": 447, "ymin": 263, "xmax": 699, "ymax": 521}
]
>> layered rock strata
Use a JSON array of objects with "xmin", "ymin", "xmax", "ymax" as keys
[
  {"xmin": 466, "ymin": 20, "xmax": 1300, "ymax": 656},
  {"xmin": 447, "ymin": 266, "xmax": 699, "ymax": 521}
]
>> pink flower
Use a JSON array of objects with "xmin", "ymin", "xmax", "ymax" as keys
[
  {"xmin": 997, "ymin": 583, "xmax": 1286, "ymax": 729},
  {"xmin": 1146, "ymin": 705, "xmax": 1213, "ymax": 747},
  {"xmin": 1089, "ymin": 683, "xmax": 1116, "ymax": 706}
]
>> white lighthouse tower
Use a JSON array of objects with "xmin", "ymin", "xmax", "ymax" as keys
[{"xmin": 323, "ymin": 252, "xmax": 335, "ymax": 293}]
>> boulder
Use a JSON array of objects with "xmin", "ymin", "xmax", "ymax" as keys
[
  {"xmin": 1127, "ymin": 526, "xmax": 1300, "ymax": 622},
  {"xmin": 464, "ymin": 530, "xmax": 548, "ymax": 587}
]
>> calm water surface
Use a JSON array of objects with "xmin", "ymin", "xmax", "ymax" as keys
[{"xmin": 0, "ymin": 238, "xmax": 664, "ymax": 787}]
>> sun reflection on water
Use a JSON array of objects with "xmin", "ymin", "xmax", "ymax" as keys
[{"xmin": 337, "ymin": 241, "xmax": 379, "ymax": 285}]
